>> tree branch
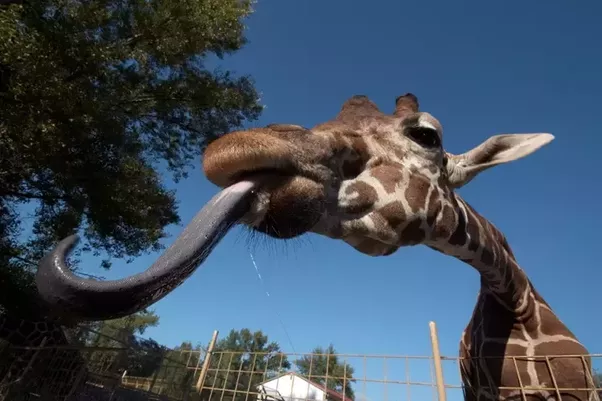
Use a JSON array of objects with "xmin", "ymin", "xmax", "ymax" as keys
[
  {"xmin": 0, "ymin": 0, "xmax": 24, "ymax": 6},
  {"xmin": 0, "ymin": 189, "xmax": 66, "ymax": 202}
]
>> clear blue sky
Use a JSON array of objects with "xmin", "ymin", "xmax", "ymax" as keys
[{"xmin": 79, "ymin": 0, "xmax": 601, "ymax": 399}]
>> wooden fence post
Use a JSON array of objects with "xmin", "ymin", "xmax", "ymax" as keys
[
  {"xmin": 429, "ymin": 321, "xmax": 447, "ymax": 401},
  {"xmin": 146, "ymin": 355, "xmax": 164, "ymax": 395},
  {"xmin": 196, "ymin": 330, "xmax": 219, "ymax": 393}
]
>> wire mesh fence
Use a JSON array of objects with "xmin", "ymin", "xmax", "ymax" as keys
[
  {"xmin": 198, "ymin": 347, "xmax": 602, "ymax": 401},
  {"xmin": 0, "ymin": 322, "xmax": 601, "ymax": 401},
  {"xmin": 0, "ymin": 317, "xmax": 207, "ymax": 401}
]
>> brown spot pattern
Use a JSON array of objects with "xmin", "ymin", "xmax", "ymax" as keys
[
  {"xmin": 481, "ymin": 247, "xmax": 494, "ymax": 265},
  {"xmin": 448, "ymin": 203, "xmax": 468, "ymax": 246},
  {"xmin": 379, "ymin": 201, "xmax": 406, "ymax": 230},
  {"xmin": 330, "ymin": 132, "xmax": 369, "ymax": 179},
  {"xmin": 405, "ymin": 173, "xmax": 430, "ymax": 213},
  {"xmin": 400, "ymin": 219, "xmax": 425, "ymax": 244},
  {"xmin": 538, "ymin": 307, "xmax": 579, "ymax": 338},
  {"xmin": 370, "ymin": 165, "xmax": 403, "ymax": 193},
  {"xmin": 369, "ymin": 212, "xmax": 389, "ymax": 238},
  {"xmin": 343, "ymin": 181, "xmax": 377, "ymax": 214},
  {"xmin": 433, "ymin": 204, "xmax": 456, "ymax": 239},
  {"xmin": 463, "ymin": 204, "xmax": 485, "ymax": 252},
  {"xmin": 426, "ymin": 189, "xmax": 440, "ymax": 227}
]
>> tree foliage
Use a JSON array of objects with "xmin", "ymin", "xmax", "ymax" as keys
[
  {"xmin": 65, "ymin": 309, "xmax": 166, "ymax": 379},
  {"xmin": 125, "ymin": 336, "xmax": 167, "ymax": 378},
  {"xmin": 295, "ymin": 344, "xmax": 356, "ymax": 400},
  {"xmin": 91, "ymin": 308, "xmax": 160, "ymax": 344},
  {"xmin": 0, "ymin": 0, "xmax": 262, "ymax": 316},
  {"xmin": 151, "ymin": 341, "xmax": 203, "ymax": 399},
  {"xmin": 201, "ymin": 328, "xmax": 291, "ymax": 401}
]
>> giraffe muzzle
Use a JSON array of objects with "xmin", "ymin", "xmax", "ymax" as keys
[{"xmin": 34, "ymin": 180, "xmax": 258, "ymax": 322}]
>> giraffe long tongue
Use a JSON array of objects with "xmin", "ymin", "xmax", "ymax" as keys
[{"xmin": 35, "ymin": 180, "xmax": 257, "ymax": 323}]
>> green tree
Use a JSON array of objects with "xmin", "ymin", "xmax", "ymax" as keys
[
  {"xmin": 71, "ymin": 309, "xmax": 163, "ymax": 376},
  {"xmin": 295, "ymin": 344, "xmax": 356, "ymax": 400},
  {"xmin": 64, "ymin": 308, "xmax": 160, "ymax": 347},
  {"xmin": 94, "ymin": 309, "xmax": 160, "ymax": 344},
  {"xmin": 201, "ymin": 329, "xmax": 291, "ymax": 401},
  {"xmin": 151, "ymin": 341, "xmax": 203, "ymax": 399},
  {"xmin": 0, "ymin": 0, "xmax": 262, "ymax": 316},
  {"xmin": 125, "ymin": 337, "xmax": 167, "ymax": 378}
]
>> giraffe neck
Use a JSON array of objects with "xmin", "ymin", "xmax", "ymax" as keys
[
  {"xmin": 0, "ymin": 311, "xmax": 68, "ymax": 347},
  {"xmin": 0, "ymin": 312, "xmax": 88, "ymax": 399},
  {"xmin": 431, "ymin": 194, "xmax": 532, "ymax": 313}
]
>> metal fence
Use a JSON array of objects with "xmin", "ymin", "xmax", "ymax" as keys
[
  {"xmin": 0, "ymin": 322, "xmax": 600, "ymax": 401},
  {"xmin": 0, "ymin": 318, "xmax": 207, "ymax": 401}
]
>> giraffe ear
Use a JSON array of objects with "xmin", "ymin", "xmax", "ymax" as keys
[{"xmin": 446, "ymin": 133, "xmax": 554, "ymax": 189}]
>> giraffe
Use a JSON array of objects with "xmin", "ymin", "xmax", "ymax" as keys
[
  {"xmin": 202, "ymin": 94, "xmax": 597, "ymax": 401},
  {"xmin": 0, "ymin": 310, "xmax": 88, "ymax": 400},
  {"xmin": 33, "ymin": 93, "xmax": 597, "ymax": 400}
]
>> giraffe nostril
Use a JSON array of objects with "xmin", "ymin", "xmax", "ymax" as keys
[
  {"xmin": 341, "ymin": 159, "xmax": 363, "ymax": 180},
  {"xmin": 339, "ymin": 153, "xmax": 366, "ymax": 180}
]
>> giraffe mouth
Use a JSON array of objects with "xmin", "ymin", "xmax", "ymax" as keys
[{"xmin": 228, "ymin": 170, "xmax": 328, "ymax": 239}]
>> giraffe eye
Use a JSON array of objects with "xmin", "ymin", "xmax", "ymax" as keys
[{"xmin": 406, "ymin": 126, "xmax": 441, "ymax": 149}]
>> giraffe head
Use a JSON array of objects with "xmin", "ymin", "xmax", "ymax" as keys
[
  {"xmin": 34, "ymin": 93, "xmax": 553, "ymax": 322},
  {"xmin": 203, "ymin": 94, "xmax": 553, "ymax": 256}
]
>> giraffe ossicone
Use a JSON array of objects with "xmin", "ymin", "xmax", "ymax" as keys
[{"xmin": 35, "ymin": 93, "xmax": 597, "ymax": 400}]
